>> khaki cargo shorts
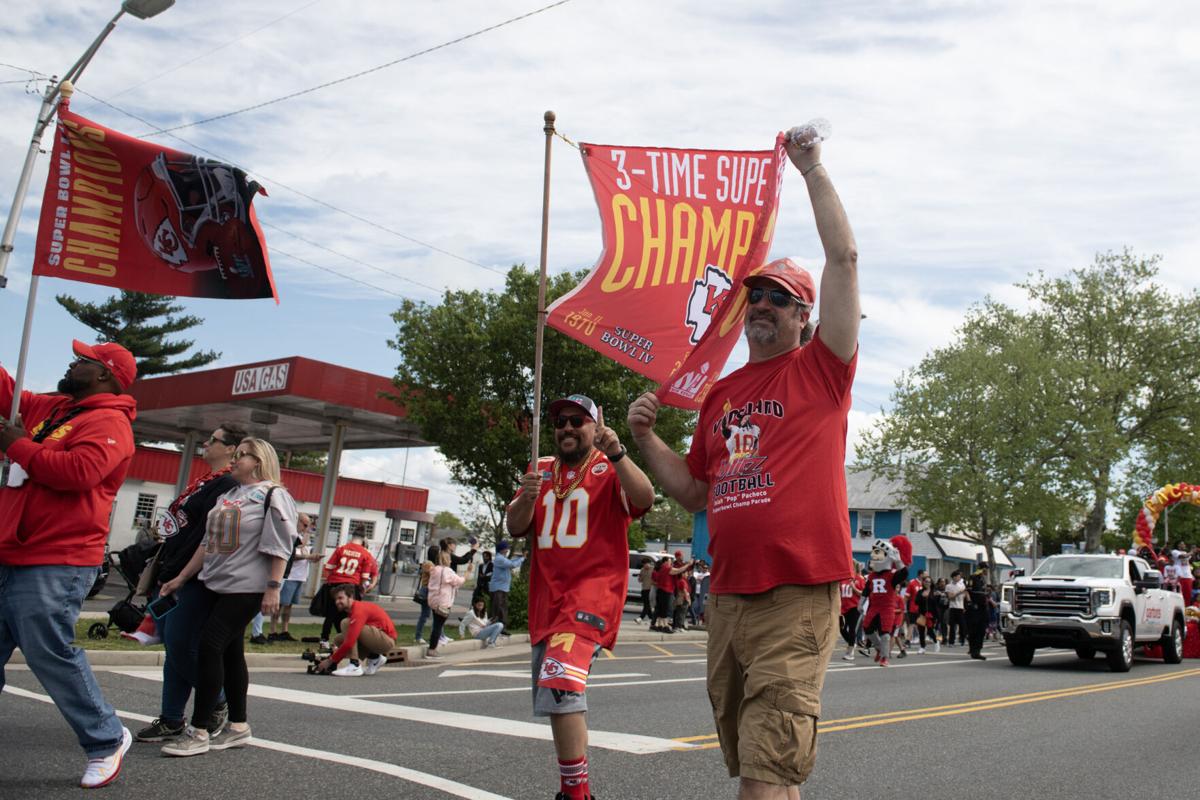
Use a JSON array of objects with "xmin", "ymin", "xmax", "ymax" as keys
[{"xmin": 706, "ymin": 582, "xmax": 839, "ymax": 786}]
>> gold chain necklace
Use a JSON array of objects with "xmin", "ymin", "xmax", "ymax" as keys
[{"xmin": 552, "ymin": 449, "xmax": 599, "ymax": 500}]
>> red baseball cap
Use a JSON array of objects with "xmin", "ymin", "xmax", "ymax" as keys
[
  {"xmin": 741, "ymin": 257, "xmax": 816, "ymax": 305},
  {"xmin": 73, "ymin": 340, "xmax": 137, "ymax": 390}
]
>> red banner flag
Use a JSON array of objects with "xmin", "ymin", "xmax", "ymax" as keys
[
  {"xmin": 32, "ymin": 101, "xmax": 277, "ymax": 301},
  {"xmin": 547, "ymin": 135, "xmax": 787, "ymax": 409}
]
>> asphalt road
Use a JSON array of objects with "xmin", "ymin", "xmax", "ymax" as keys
[{"xmin": 4, "ymin": 631, "xmax": 1199, "ymax": 799}]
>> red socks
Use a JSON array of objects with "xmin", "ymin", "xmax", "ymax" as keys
[{"xmin": 558, "ymin": 756, "xmax": 589, "ymax": 799}]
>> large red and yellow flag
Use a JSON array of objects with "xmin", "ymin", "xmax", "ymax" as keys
[
  {"xmin": 548, "ymin": 135, "xmax": 787, "ymax": 409},
  {"xmin": 33, "ymin": 101, "xmax": 277, "ymax": 301}
]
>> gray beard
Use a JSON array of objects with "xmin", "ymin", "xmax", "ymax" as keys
[{"xmin": 745, "ymin": 321, "xmax": 778, "ymax": 345}]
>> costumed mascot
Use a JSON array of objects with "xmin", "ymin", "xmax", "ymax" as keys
[{"xmin": 862, "ymin": 535, "xmax": 913, "ymax": 667}]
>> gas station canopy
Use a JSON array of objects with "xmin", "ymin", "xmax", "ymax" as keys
[{"xmin": 129, "ymin": 356, "xmax": 426, "ymax": 450}]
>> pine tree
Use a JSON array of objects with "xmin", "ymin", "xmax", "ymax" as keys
[{"xmin": 55, "ymin": 291, "xmax": 220, "ymax": 377}]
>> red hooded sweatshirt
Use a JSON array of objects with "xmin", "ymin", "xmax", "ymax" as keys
[{"xmin": 0, "ymin": 365, "xmax": 136, "ymax": 567}]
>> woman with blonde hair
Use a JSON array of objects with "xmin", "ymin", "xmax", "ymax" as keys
[
  {"xmin": 424, "ymin": 549, "xmax": 465, "ymax": 660},
  {"xmin": 158, "ymin": 437, "xmax": 297, "ymax": 756}
]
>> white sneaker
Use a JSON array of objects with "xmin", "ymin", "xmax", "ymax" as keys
[
  {"xmin": 439, "ymin": 635, "xmax": 452, "ymax": 645},
  {"xmin": 362, "ymin": 655, "xmax": 387, "ymax": 676},
  {"xmin": 841, "ymin": 652, "xmax": 854, "ymax": 662},
  {"xmin": 332, "ymin": 663, "xmax": 364, "ymax": 677},
  {"xmin": 485, "ymin": 641, "xmax": 497, "ymax": 648},
  {"xmin": 319, "ymin": 640, "xmax": 330, "ymax": 649},
  {"xmin": 918, "ymin": 647, "xmax": 926, "ymax": 654},
  {"xmin": 81, "ymin": 727, "xmax": 131, "ymax": 788},
  {"xmin": 934, "ymin": 642, "xmax": 941, "ymax": 652},
  {"xmin": 413, "ymin": 637, "xmax": 426, "ymax": 644}
]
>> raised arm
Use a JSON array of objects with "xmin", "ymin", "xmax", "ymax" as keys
[
  {"xmin": 785, "ymin": 132, "xmax": 859, "ymax": 363},
  {"xmin": 627, "ymin": 392, "xmax": 708, "ymax": 513}
]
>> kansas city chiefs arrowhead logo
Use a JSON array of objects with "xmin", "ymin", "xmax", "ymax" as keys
[
  {"xmin": 685, "ymin": 265, "xmax": 733, "ymax": 345},
  {"xmin": 152, "ymin": 218, "xmax": 188, "ymax": 266}
]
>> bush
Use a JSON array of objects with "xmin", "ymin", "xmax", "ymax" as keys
[{"xmin": 506, "ymin": 569, "xmax": 529, "ymax": 631}]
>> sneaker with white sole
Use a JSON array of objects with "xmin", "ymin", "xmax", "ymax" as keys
[
  {"xmin": 333, "ymin": 663, "xmax": 364, "ymax": 677},
  {"xmin": 362, "ymin": 655, "xmax": 387, "ymax": 676},
  {"xmin": 918, "ymin": 647, "xmax": 926, "ymax": 654},
  {"xmin": 934, "ymin": 642, "xmax": 941, "ymax": 652},
  {"xmin": 81, "ymin": 727, "xmax": 131, "ymax": 788},
  {"xmin": 841, "ymin": 652, "xmax": 854, "ymax": 662},
  {"xmin": 438, "ymin": 635, "xmax": 452, "ymax": 646},
  {"xmin": 424, "ymin": 650, "xmax": 442, "ymax": 660},
  {"xmin": 161, "ymin": 725, "xmax": 210, "ymax": 757},
  {"xmin": 135, "ymin": 717, "xmax": 184, "ymax": 742},
  {"xmin": 208, "ymin": 701, "xmax": 229, "ymax": 737},
  {"xmin": 120, "ymin": 630, "xmax": 162, "ymax": 646},
  {"xmin": 209, "ymin": 725, "xmax": 252, "ymax": 751}
]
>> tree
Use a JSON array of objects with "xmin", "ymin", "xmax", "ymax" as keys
[
  {"xmin": 279, "ymin": 450, "xmax": 327, "ymax": 474},
  {"xmin": 389, "ymin": 265, "xmax": 695, "ymax": 526},
  {"xmin": 638, "ymin": 496, "xmax": 695, "ymax": 544},
  {"xmin": 434, "ymin": 510, "xmax": 465, "ymax": 531},
  {"xmin": 858, "ymin": 303, "xmax": 1076, "ymax": 572},
  {"xmin": 56, "ymin": 291, "xmax": 219, "ymax": 377},
  {"xmin": 1022, "ymin": 251, "xmax": 1200, "ymax": 551}
]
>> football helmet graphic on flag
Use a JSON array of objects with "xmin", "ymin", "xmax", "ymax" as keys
[{"xmin": 134, "ymin": 152, "xmax": 265, "ymax": 282}]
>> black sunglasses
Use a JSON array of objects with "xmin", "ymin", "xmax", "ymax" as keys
[
  {"xmin": 553, "ymin": 415, "xmax": 589, "ymax": 429},
  {"xmin": 205, "ymin": 435, "xmax": 236, "ymax": 447},
  {"xmin": 747, "ymin": 286, "xmax": 805, "ymax": 309}
]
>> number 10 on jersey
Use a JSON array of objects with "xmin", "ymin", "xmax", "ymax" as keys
[{"xmin": 537, "ymin": 488, "xmax": 589, "ymax": 549}]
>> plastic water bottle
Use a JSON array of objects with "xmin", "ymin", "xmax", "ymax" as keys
[{"xmin": 786, "ymin": 118, "xmax": 832, "ymax": 150}]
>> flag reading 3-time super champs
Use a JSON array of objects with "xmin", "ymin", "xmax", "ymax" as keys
[
  {"xmin": 32, "ymin": 100, "xmax": 277, "ymax": 301},
  {"xmin": 548, "ymin": 135, "xmax": 787, "ymax": 410}
]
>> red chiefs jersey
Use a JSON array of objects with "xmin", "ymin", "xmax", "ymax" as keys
[
  {"xmin": 511, "ymin": 452, "xmax": 647, "ymax": 650},
  {"xmin": 839, "ymin": 575, "xmax": 865, "ymax": 613},
  {"xmin": 324, "ymin": 542, "xmax": 377, "ymax": 587},
  {"xmin": 906, "ymin": 578, "xmax": 922, "ymax": 613},
  {"xmin": 865, "ymin": 570, "xmax": 900, "ymax": 617}
]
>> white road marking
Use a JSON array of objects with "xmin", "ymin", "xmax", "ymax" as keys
[
  {"xmin": 114, "ymin": 670, "xmax": 691, "ymax": 754},
  {"xmin": 655, "ymin": 658, "xmax": 707, "ymax": 664},
  {"xmin": 438, "ymin": 669, "xmax": 649, "ymax": 680},
  {"xmin": 2, "ymin": 685, "xmax": 514, "ymax": 800}
]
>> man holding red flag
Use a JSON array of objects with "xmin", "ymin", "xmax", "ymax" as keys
[
  {"xmin": 628, "ymin": 128, "xmax": 859, "ymax": 799},
  {"xmin": 0, "ymin": 340, "xmax": 138, "ymax": 788}
]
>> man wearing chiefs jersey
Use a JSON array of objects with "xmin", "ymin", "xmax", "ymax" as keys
[
  {"xmin": 318, "ymin": 527, "xmax": 378, "ymax": 646},
  {"xmin": 506, "ymin": 394, "xmax": 654, "ymax": 800}
]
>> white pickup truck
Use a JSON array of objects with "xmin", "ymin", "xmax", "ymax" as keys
[{"xmin": 999, "ymin": 554, "xmax": 1186, "ymax": 671}]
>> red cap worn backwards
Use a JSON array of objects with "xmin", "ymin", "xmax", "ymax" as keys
[
  {"xmin": 73, "ymin": 340, "xmax": 137, "ymax": 390},
  {"xmin": 741, "ymin": 257, "xmax": 816, "ymax": 306}
]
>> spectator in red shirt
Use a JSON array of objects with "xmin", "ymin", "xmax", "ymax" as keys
[
  {"xmin": 316, "ymin": 586, "xmax": 397, "ymax": 677},
  {"xmin": 0, "ymin": 340, "xmax": 137, "ymax": 788},
  {"xmin": 318, "ymin": 526, "xmax": 378, "ymax": 646}
]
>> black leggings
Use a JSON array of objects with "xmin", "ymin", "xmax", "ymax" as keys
[
  {"xmin": 429, "ymin": 611, "xmax": 449, "ymax": 649},
  {"xmin": 192, "ymin": 589, "xmax": 262, "ymax": 729},
  {"xmin": 639, "ymin": 589, "xmax": 652, "ymax": 620},
  {"xmin": 839, "ymin": 608, "xmax": 860, "ymax": 647}
]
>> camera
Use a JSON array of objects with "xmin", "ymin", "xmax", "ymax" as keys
[{"xmin": 301, "ymin": 648, "xmax": 333, "ymax": 675}]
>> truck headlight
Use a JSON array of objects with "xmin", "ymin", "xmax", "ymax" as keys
[
  {"xmin": 1001, "ymin": 585, "xmax": 1014, "ymax": 610},
  {"xmin": 1092, "ymin": 588, "xmax": 1113, "ymax": 612}
]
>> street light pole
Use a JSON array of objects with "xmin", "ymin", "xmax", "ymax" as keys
[
  {"xmin": 0, "ymin": 0, "xmax": 173, "ymax": 489},
  {"xmin": 0, "ymin": 0, "xmax": 174, "ymax": 288}
]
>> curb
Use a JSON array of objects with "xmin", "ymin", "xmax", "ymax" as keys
[{"xmin": 40, "ymin": 626, "xmax": 707, "ymax": 668}]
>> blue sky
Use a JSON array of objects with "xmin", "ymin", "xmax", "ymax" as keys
[{"xmin": 2, "ymin": 0, "xmax": 1198, "ymax": 516}]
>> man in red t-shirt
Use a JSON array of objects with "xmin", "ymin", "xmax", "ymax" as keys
[
  {"xmin": 506, "ymin": 394, "xmax": 654, "ymax": 800},
  {"xmin": 316, "ymin": 585, "xmax": 396, "ymax": 677},
  {"xmin": 629, "ymin": 128, "xmax": 858, "ymax": 798},
  {"xmin": 905, "ymin": 570, "xmax": 926, "ymax": 649}
]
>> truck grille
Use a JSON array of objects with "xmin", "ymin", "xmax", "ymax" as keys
[{"xmin": 1014, "ymin": 586, "xmax": 1091, "ymax": 617}]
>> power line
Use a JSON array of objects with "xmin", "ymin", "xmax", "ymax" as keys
[
  {"xmin": 109, "ymin": 0, "xmax": 327, "ymax": 99},
  {"xmin": 270, "ymin": 246, "xmax": 408, "ymax": 298},
  {"xmin": 261, "ymin": 220, "xmax": 443, "ymax": 294},
  {"xmin": 140, "ymin": 0, "xmax": 573, "ymax": 135}
]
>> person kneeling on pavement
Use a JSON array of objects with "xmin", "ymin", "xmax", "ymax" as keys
[
  {"xmin": 459, "ymin": 597, "xmax": 505, "ymax": 648},
  {"xmin": 315, "ymin": 585, "xmax": 397, "ymax": 677}
]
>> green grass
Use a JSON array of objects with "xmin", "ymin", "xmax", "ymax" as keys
[{"xmin": 74, "ymin": 620, "xmax": 425, "ymax": 653}]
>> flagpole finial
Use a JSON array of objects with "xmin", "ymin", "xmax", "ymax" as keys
[
  {"xmin": 59, "ymin": 80, "xmax": 75, "ymax": 99},
  {"xmin": 544, "ymin": 110, "xmax": 556, "ymax": 133}
]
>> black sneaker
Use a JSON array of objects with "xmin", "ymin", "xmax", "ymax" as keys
[
  {"xmin": 135, "ymin": 717, "xmax": 185, "ymax": 742},
  {"xmin": 249, "ymin": 634, "xmax": 268, "ymax": 645},
  {"xmin": 207, "ymin": 701, "xmax": 229, "ymax": 736},
  {"xmin": 267, "ymin": 632, "xmax": 281, "ymax": 642},
  {"xmin": 276, "ymin": 631, "xmax": 297, "ymax": 642}
]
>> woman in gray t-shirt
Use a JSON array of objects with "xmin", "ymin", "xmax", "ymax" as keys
[{"xmin": 159, "ymin": 437, "xmax": 297, "ymax": 756}]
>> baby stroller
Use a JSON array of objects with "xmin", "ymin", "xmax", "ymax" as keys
[{"xmin": 86, "ymin": 539, "xmax": 160, "ymax": 640}]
